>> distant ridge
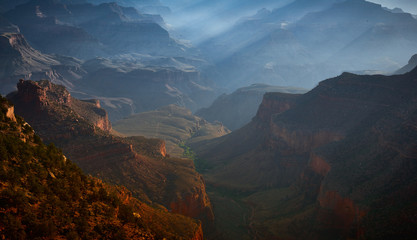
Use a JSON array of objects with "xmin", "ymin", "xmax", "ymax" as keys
[
  {"xmin": 0, "ymin": 32, "xmax": 85, "ymax": 94},
  {"xmin": 196, "ymin": 84, "xmax": 307, "ymax": 130},
  {"xmin": 4, "ymin": 0, "xmax": 186, "ymax": 58},
  {"xmin": 395, "ymin": 53, "xmax": 417, "ymax": 74}
]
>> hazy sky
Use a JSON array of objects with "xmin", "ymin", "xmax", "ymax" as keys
[{"xmin": 367, "ymin": 0, "xmax": 417, "ymax": 14}]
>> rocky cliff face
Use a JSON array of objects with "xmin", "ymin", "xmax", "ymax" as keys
[
  {"xmin": 268, "ymin": 124, "xmax": 344, "ymax": 155},
  {"xmin": 196, "ymin": 84, "xmax": 306, "ymax": 131},
  {"xmin": 193, "ymin": 67, "xmax": 417, "ymax": 239},
  {"xmin": 11, "ymin": 79, "xmax": 110, "ymax": 132},
  {"xmin": 0, "ymin": 29, "xmax": 215, "ymax": 122},
  {"xmin": 1, "ymin": 7, "xmax": 215, "ymax": 120},
  {"xmin": 169, "ymin": 176, "xmax": 214, "ymax": 221},
  {"xmin": 7, "ymin": 80, "xmax": 213, "ymax": 226},
  {"xmin": 82, "ymin": 63, "xmax": 216, "ymax": 116},
  {"xmin": 255, "ymin": 92, "xmax": 300, "ymax": 123},
  {"xmin": 4, "ymin": 0, "xmax": 106, "ymax": 59},
  {"xmin": 0, "ymin": 32, "xmax": 55, "ymax": 92},
  {"xmin": 192, "ymin": 87, "xmax": 345, "ymax": 191},
  {"xmin": 72, "ymin": 99, "xmax": 112, "ymax": 132},
  {"xmin": 4, "ymin": 0, "xmax": 190, "ymax": 59},
  {"xmin": 0, "ymin": 95, "xmax": 204, "ymax": 240},
  {"xmin": 0, "ymin": 32, "xmax": 86, "ymax": 94}
]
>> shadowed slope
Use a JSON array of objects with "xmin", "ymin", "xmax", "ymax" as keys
[
  {"xmin": 7, "ymin": 80, "xmax": 214, "ymax": 223},
  {"xmin": 192, "ymin": 66, "xmax": 417, "ymax": 239},
  {"xmin": 0, "ymin": 31, "xmax": 86, "ymax": 95},
  {"xmin": 0, "ymin": 95, "xmax": 203, "ymax": 240}
]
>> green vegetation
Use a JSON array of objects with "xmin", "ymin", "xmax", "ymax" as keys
[
  {"xmin": 0, "ymin": 95, "xmax": 201, "ymax": 240},
  {"xmin": 179, "ymin": 142, "xmax": 213, "ymax": 172},
  {"xmin": 179, "ymin": 142, "xmax": 195, "ymax": 159},
  {"xmin": 0, "ymin": 96, "xmax": 149, "ymax": 239},
  {"xmin": 8, "ymin": 81, "xmax": 213, "ymax": 231}
]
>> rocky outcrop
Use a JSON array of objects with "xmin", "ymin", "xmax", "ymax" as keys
[
  {"xmin": 255, "ymin": 92, "xmax": 300, "ymax": 123},
  {"xmin": 5, "ymin": 106, "xmax": 16, "ymax": 122},
  {"xmin": 73, "ymin": 99, "xmax": 112, "ymax": 132},
  {"xmin": 169, "ymin": 178, "xmax": 214, "ymax": 221},
  {"xmin": 11, "ymin": 79, "xmax": 111, "ymax": 132},
  {"xmin": 8, "ymin": 80, "xmax": 214, "ymax": 228},
  {"xmin": 18, "ymin": 79, "xmax": 71, "ymax": 104},
  {"xmin": 158, "ymin": 141, "xmax": 167, "ymax": 157}
]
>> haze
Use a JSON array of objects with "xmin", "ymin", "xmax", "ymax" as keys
[
  {"xmin": 368, "ymin": 0, "xmax": 417, "ymax": 14},
  {"xmin": 2, "ymin": 0, "xmax": 417, "ymax": 239}
]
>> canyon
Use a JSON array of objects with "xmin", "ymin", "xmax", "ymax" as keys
[
  {"xmin": 7, "ymin": 80, "xmax": 214, "ymax": 225},
  {"xmin": 0, "ymin": 95, "xmax": 204, "ymax": 240},
  {"xmin": 0, "ymin": 20, "xmax": 218, "ymax": 122},
  {"xmin": 191, "ymin": 66, "xmax": 417, "ymax": 239},
  {"xmin": 2, "ymin": 0, "xmax": 417, "ymax": 239}
]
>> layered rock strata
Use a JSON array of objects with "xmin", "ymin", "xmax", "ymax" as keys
[{"xmin": 8, "ymin": 80, "xmax": 214, "ymax": 224}]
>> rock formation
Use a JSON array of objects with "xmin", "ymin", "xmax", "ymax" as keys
[
  {"xmin": 0, "ymin": 30, "xmax": 86, "ymax": 94},
  {"xmin": 196, "ymin": 84, "xmax": 306, "ymax": 130},
  {"xmin": 81, "ymin": 62, "xmax": 217, "ymax": 121},
  {"xmin": 7, "ymin": 80, "xmax": 214, "ymax": 225},
  {"xmin": 0, "ymin": 28, "xmax": 216, "ymax": 122},
  {"xmin": 192, "ymin": 67, "xmax": 417, "ymax": 239},
  {"xmin": 0, "ymin": 94, "xmax": 203, "ymax": 240},
  {"xmin": 4, "ymin": 0, "xmax": 189, "ymax": 58}
]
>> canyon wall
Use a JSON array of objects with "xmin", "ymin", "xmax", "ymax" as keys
[
  {"xmin": 194, "ymin": 69, "xmax": 417, "ymax": 239},
  {"xmin": 8, "ymin": 80, "xmax": 213, "ymax": 226}
]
